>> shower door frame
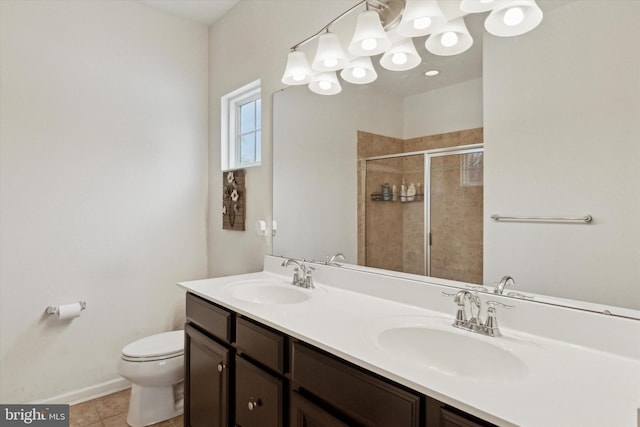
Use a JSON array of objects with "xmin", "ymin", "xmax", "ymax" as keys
[{"xmin": 362, "ymin": 143, "xmax": 483, "ymax": 277}]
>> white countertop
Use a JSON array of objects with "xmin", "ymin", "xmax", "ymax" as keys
[{"xmin": 178, "ymin": 257, "xmax": 640, "ymax": 427}]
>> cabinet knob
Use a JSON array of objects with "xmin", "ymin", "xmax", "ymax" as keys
[
  {"xmin": 247, "ymin": 398, "xmax": 262, "ymax": 411},
  {"xmin": 217, "ymin": 363, "xmax": 226, "ymax": 373}
]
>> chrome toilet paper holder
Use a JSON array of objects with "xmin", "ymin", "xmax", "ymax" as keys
[{"xmin": 46, "ymin": 301, "xmax": 87, "ymax": 315}]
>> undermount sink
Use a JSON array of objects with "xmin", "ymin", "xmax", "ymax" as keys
[
  {"xmin": 366, "ymin": 317, "xmax": 530, "ymax": 381},
  {"xmin": 224, "ymin": 278, "xmax": 321, "ymax": 304}
]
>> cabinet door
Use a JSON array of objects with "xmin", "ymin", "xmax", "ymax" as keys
[
  {"xmin": 185, "ymin": 324, "xmax": 230, "ymax": 427},
  {"xmin": 235, "ymin": 356, "xmax": 282, "ymax": 427},
  {"xmin": 290, "ymin": 392, "xmax": 350, "ymax": 427}
]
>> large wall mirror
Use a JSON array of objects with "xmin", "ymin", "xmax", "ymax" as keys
[{"xmin": 273, "ymin": 0, "xmax": 640, "ymax": 317}]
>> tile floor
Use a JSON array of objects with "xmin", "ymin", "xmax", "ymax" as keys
[{"xmin": 69, "ymin": 389, "xmax": 182, "ymax": 427}]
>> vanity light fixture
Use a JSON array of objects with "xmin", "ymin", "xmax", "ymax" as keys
[
  {"xmin": 280, "ymin": 0, "xmax": 543, "ymax": 95},
  {"xmin": 349, "ymin": 9, "xmax": 393, "ymax": 56},
  {"xmin": 485, "ymin": 0, "xmax": 543, "ymax": 37},
  {"xmin": 312, "ymin": 32, "xmax": 349, "ymax": 72},
  {"xmin": 380, "ymin": 37, "xmax": 421, "ymax": 71},
  {"xmin": 397, "ymin": 0, "xmax": 447, "ymax": 37},
  {"xmin": 425, "ymin": 17, "xmax": 473, "ymax": 56},
  {"xmin": 309, "ymin": 71, "xmax": 342, "ymax": 95},
  {"xmin": 281, "ymin": 50, "xmax": 313, "ymax": 85},
  {"xmin": 341, "ymin": 56, "xmax": 378, "ymax": 84},
  {"xmin": 459, "ymin": 0, "xmax": 498, "ymax": 13}
]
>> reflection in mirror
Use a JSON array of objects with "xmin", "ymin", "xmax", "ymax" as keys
[
  {"xmin": 362, "ymin": 154, "xmax": 426, "ymax": 275},
  {"xmin": 273, "ymin": 0, "xmax": 640, "ymax": 317},
  {"xmin": 357, "ymin": 132, "xmax": 484, "ymax": 284}
]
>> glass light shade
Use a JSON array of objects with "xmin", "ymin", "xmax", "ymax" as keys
[
  {"xmin": 380, "ymin": 38, "xmax": 421, "ymax": 71},
  {"xmin": 485, "ymin": 0, "xmax": 543, "ymax": 37},
  {"xmin": 312, "ymin": 32, "xmax": 349, "ymax": 72},
  {"xmin": 309, "ymin": 72, "xmax": 342, "ymax": 95},
  {"xmin": 340, "ymin": 56, "xmax": 377, "ymax": 84},
  {"xmin": 348, "ymin": 10, "xmax": 392, "ymax": 56},
  {"xmin": 425, "ymin": 18, "xmax": 473, "ymax": 56},
  {"xmin": 281, "ymin": 50, "xmax": 313, "ymax": 85},
  {"xmin": 397, "ymin": 0, "xmax": 447, "ymax": 37},
  {"xmin": 460, "ymin": 0, "xmax": 500, "ymax": 13}
]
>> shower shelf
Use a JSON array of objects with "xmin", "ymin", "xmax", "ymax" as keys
[{"xmin": 370, "ymin": 193, "xmax": 424, "ymax": 203}]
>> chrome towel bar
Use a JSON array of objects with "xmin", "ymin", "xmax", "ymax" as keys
[{"xmin": 490, "ymin": 214, "xmax": 593, "ymax": 223}]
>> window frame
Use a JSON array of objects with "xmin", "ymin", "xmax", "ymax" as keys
[{"xmin": 221, "ymin": 79, "xmax": 261, "ymax": 171}]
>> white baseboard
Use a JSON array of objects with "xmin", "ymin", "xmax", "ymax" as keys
[{"xmin": 35, "ymin": 378, "xmax": 131, "ymax": 406}]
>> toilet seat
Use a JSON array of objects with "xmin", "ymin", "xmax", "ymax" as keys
[{"xmin": 122, "ymin": 330, "xmax": 184, "ymax": 362}]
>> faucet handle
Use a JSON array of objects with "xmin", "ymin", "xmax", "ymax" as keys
[
  {"xmin": 506, "ymin": 291, "xmax": 534, "ymax": 300},
  {"xmin": 292, "ymin": 267, "xmax": 301, "ymax": 285},
  {"xmin": 304, "ymin": 266, "xmax": 316, "ymax": 289},
  {"xmin": 486, "ymin": 301, "xmax": 515, "ymax": 310},
  {"xmin": 465, "ymin": 285, "xmax": 489, "ymax": 293},
  {"xmin": 445, "ymin": 290, "xmax": 473, "ymax": 328},
  {"xmin": 483, "ymin": 301, "xmax": 515, "ymax": 338}
]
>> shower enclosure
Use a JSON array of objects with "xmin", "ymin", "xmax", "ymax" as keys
[{"xmin": 360, "ymin": 146, "xmax": 483, "ymax": 283}]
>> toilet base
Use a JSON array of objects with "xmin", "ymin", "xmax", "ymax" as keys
[{"xmin": 126, "ymin": 382, "xmax": 183, "ymax": 427}]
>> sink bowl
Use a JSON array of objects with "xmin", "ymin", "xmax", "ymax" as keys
[
  {"xmin": 225, "ymin": 279, "xmax": 317, "ymax": 304},
  {"xmin": 367, "ymin": 317, "xmax": 529, "ymax": 381}
]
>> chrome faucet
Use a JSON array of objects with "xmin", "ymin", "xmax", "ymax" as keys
[
  {"xmin": 494, "ymin": 275, "xmax": 515, "ymax": 294},
  {"xmin": 325, "ymin": 253, "xmax": 345, "ymax": 266},
  {"xmin": 281, "ymin": 258, "xmax": 315, "ymax": 289},
  {"xmin": 446, "ymin": 289, "xmax": 514, "ymax": 337}
]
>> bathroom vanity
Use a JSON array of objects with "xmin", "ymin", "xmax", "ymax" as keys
[
  {"xmin": 184, "ymin": 292, "xmax": 491, "ymax": 427},
  {"xmin": 179, "ymin": 256, "xmax": 640, "ymax": 427}
]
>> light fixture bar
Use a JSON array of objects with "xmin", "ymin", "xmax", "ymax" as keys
[{"xmin": 290, "ymin": 0, "xmax": 367, "ymax": 51}]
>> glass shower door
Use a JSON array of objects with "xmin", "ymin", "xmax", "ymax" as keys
[{"xmin": 428, "ymin": 150, "xmax": 483, "ymax": 283}]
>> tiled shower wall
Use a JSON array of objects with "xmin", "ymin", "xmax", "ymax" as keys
[{"xmin": 357, "ymin": 128, "xmax": 483, "ymax": 280}]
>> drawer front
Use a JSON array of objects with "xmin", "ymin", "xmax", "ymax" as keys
[
  {"xmin": 235, "ymin": 316, "xmax": 285, "ymax": 373},
  {"xmin": 427, "ymin": 397, "xmax": 496, "ymax": 427},
  {"xmin": 441, "ymin": 407, "xmax": 489, "ymax": 427},
  {"xmin": 186, "ymin": 293, "xmax": 233, "ymax": 343},
  {"xmin": 292, "ymin": 341, "xmax": 421, "ymax": 427},
  {"xmin": 235, "ymin": 356, "xmax": 283, "ymax": 427}
]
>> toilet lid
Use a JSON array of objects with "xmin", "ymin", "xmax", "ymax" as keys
[{"xmin": 122, "ymin": 330, "xmax": 184, "ymax": 359}]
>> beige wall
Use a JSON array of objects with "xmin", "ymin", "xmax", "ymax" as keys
[
  {"xmin": 484, "ymin": 0, "xmax": 640, "ymax": 307},
  {"xmin": 207, "ymin": 1, "xmax": 359, "ymax": 276},
  {"xmin": 0, "ymin": 0, "xmax": 208, "ymax": 403}
]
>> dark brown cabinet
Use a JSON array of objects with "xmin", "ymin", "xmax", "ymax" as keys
[
  {"xmin": 185, "ymin": 293, "xmax": 234, "ymax": 427},
  {"xmin": 185, "ymin": 324, "xmax": 230, "ymax": 427},
  {"xmin": 289, "ymin": 392, "xmax": 350, "ymax": 427},
  {"xmin": 235, "ymin": 355, "xmax": 283, "ymax": 427},
  {"xmin": 426, "ymin": 398, "xmax": 496, "ymax": 427},
  {"xmin": 236, "ymin": 316, "xmax": 286, "ymax": 374},
  {"xmin": 184, "ymin": 292, "xmax": 497, "ymax": 427},
  {"xmin": 291, "ymin": 341, "xmax": 421, "ymax": 427},
  {"xmin": 234, "ymin": 316, "xmax": 287, "ymax": 427}
]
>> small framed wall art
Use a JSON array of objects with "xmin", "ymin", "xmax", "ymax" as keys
[{"xmin": 223, "ymin": 169, "xmax": 245, "ymax": 231}]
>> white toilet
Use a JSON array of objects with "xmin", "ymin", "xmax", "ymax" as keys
[{"xmin": 118, "ymin": 330, "xmax": 185, "ymax": 427}]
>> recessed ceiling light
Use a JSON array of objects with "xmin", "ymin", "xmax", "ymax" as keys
[{"xmin": 424, "ymin": 70, "xmax": 440, "ymax": 77}]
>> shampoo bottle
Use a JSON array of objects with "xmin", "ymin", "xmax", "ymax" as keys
[{"xmin": 407, "ymin": 183, "xmax": 416, "ymax": 202}]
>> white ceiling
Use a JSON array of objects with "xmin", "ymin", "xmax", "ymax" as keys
[{"xmin": 139, "ymin": 0, "xmax": 240, "ymax": 25}]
